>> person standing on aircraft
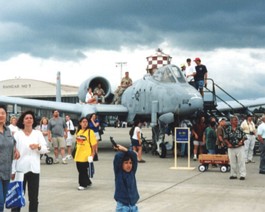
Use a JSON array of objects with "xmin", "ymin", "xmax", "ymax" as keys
[
  {"xmin": 85, "ymin": 87, "xmax": 97, "ymax": 104},
  {"xmin": 194, "ymin": 57, "xmax": 208, "ymax": 97},
  {"xmin": 216, "ymin": 117, "xmax": 227, "ymax": 154},
  {"xmin": 74, "ymin": 117, "xmax": 97, "ymax": 190},
  {"xmin": 0, "ymin": 105, "xmax": 20, "ymax": 212},
  {"xmin": 112, "ymin": 71, "xmax": 132, "ymax": 104},
  {"xmin": 93, "ymin": 83, "xmax": 105, "ymax": 103},
  {"xmin": 12, "ymin": 110, "xmax": 48, "ymax": 212},
  {"xmin": 257, "ymin": 115, "xmax": 265, "ymax": 174},
  {"xmin": 8, "ymin": 116, "xmax": 19, "ymax": 135},
  {"xmin": 88, "ymin": 113, "xmax": 100, "ymax": 161},
  {"xmin": 131, "ymin": 121, "xmax": 145, "ymax": 163},
  {"xmin": 185, "ymin": 58, "xmax": 196, "ymax": 88},
  {"xmin": 65, "ymin": 115, "xmax": 75, "ymax": 160},
  {"xmin": 48, "ymin": 110, "xmax": 68, "ymax": 164},
  {"xmin": 240, "ymin": 114, "xmax": 256, "ymax": 163},
  {"xmin": 192, "ymin": 116, "xmax": 206, "ymax": 161},
  {"xmin": 224, "ymin": 115, "xmax": 246, "ymax": 180},
  {"xmin": 113, "ymin": 144, "xmax": 139, "ymax": 211}
]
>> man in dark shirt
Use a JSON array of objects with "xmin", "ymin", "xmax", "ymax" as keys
[{"xmin": 194, "ymin": 57, "xmax": 208, "ymax": 97}]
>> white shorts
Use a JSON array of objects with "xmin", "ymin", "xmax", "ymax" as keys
[
  {"xmin": 65, "ymin": 138, "xmax": 73, "ymax": 146},
  {"xmin": 94, "ymin": 132, "xmax": 100, "ymax": 140},
  {"xmin": 193, "ymin": 140, "xmax": 205, "ymax": 146}
]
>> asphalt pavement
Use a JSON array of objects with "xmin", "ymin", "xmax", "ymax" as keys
[{"xmin": 8, "ymin": 127, "xmax": 265, "ymax": 212}]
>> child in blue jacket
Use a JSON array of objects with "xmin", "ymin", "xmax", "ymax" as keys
[{"xmin": 113, "ymin": 145, "xmax": 139, "ymax": 211}]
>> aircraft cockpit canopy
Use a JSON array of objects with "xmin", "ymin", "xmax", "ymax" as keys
[{"xmin": 152, "ymin": 65, "xmax": 186, "ymax": 83}]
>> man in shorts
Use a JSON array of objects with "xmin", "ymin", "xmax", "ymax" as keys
[
  {"xmin": 194, "ymin": 57, "xmax": 208, "ymax": 97},
  {"xmin": 48, "ymin": 110, "xmax": 68, "ymax": 164}
]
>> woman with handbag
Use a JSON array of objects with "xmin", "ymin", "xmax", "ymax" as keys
[
  {"xmin": 74, "ymin": 117, "xmax": 97, "ymax": 190},
  {"xmin": 0, "ymin": 105, "xmax": 20, "ymax": 212},
  {"xmin": 12, "ymin": 110, "xmax": 48, "ymax": 212}
]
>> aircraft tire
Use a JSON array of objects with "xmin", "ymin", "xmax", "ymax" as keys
[{"xmin": 159, "ymin": 143, "xmax": 167, "ymax": 158}]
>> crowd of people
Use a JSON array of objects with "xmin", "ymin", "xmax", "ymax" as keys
[
  {"xmin": 180, "ymin": 112, "xmax": 265, "ymax": 181},
  {"xmin": 0, "ymin": 107, "xmax": 108, "ymax": 211}
]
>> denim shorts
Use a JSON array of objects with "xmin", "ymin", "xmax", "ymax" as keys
[
  {"xmin": 131, "ymin": 138, "xmax": 140, "ymax": 147},
  {"xmin": 196, "ymin": 80, "xmax": 204, "ymax": 89}
]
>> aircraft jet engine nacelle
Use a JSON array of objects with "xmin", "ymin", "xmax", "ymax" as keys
[{"xmin": 78, "ymin": 76, "xmax": 113, "ymax": 103}]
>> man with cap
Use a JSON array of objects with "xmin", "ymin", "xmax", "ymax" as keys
[
  {"xmin": 194, "ymin": 57, "xmax": 208, "ymax": 97},
  {"xmin": 216, "ymin": 117, "xmax": 227, "ymax": 154},
  {"xmin": 257, "ymin": 115, "xmax": 265, "ymax": 174},
  {"xmin": 240, "ymin": 114, "xmax": 256, "ymax": 163}
]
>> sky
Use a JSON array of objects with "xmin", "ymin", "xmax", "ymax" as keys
[{"xmin": 0, "ymin": 0, "xmax": 265, "ymax": 100}]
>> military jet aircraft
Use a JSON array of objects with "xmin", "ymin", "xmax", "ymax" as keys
[{"xmin": 0, "ymin": 64, "xmax": 204, "ymax": 157}]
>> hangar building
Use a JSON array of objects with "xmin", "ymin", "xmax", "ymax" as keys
[{"xmin": 0, "ymin": 78, "xmax": 79, "ymax": 122}]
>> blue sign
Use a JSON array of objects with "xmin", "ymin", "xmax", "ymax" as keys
[{"xmin": 175, "ymin": 128, "xmax": 189, "ymax": 143}]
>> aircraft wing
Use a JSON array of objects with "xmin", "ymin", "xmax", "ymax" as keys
[
  {"xmin": 0, "ymin": 96, "xmax": 128, "ymax": 117},
  {"xmin": 217, "ymin": 97, "xmax": 265, "ymax": 111}
]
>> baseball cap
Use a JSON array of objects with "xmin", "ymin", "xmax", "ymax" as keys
[
  {"xmin": 180, "ymin": 64, "xmax": 186, "ymax": 68},
  {"xmin": 218, "ymin": 117, "xmax": 227, "ymax": 123},
  {"xmin": 194, "ymin": 57, "xmax": 201, "ymax": 62}
]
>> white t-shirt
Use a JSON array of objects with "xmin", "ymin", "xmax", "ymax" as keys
[
  {"xmin": 85, "ymin": 92, "xmax": 93, "ymax": 102},
  {"xmin": 132, "ymin": 126, "xmax": 141, "ymax": 140},
  {"xmin": 13, "ymin": 130, "xmax": 49, "ymax": 174},
  {"xmin": 185, "ymin": 65, "xmax": 196, "ymax": 82},
  {"xmin": 66, "ymin": 120, "xmax": 75, "ymax": 139},
  {"xmin": 8, "ymin": 124, "xmax": 19, "ymax": 135}
]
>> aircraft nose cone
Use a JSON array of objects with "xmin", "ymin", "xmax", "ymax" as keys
[
  {"xmin": 189, "ymin": 96, "xmax": 204, "ymax": 111},
  {"xmin": 176, "ymin": 95, "xmax": 203, "ymax": 115}
]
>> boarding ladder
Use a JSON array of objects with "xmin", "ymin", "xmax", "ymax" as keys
[{"xmin": 203, "ymin": 78, "xmax": 249, "ymax": 117}]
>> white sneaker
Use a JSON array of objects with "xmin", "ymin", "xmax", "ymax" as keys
[
  {"xmin": 66, "ymin": 155, "xmax": 72, "ymax": 160},
  {"xmin": 193, "ymin": 155, "xmax": 197, "ymax": 161},
  {"xmin": 77, "ymin": 186, "xmax": 86, "ymax": 190},
  {"xmin": 53, "ymin": 159, "xmax": 59, "ymax": 164},
  {"xmin": 62, "ymin": 158, "xmax": 67, "ymax": 164}
]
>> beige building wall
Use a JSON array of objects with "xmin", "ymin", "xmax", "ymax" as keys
[{"xmin": 0, "ymin": 78, "xmax": 78, "ymax": 97}]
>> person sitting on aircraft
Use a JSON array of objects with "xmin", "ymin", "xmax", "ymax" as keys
[
  {"xmin": 112, "ymin": 71, "xmax": 132, "ymax": 104},
  {"xmin": 85, "ymin": 87, "xmax": 97, "ymax": 104},
  {"xmin": 93, "ymin": 83, "xmax": 105, "ymax": 103}
]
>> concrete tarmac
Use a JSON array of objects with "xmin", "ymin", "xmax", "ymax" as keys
[{"xmin": 10, "ymin": 127, "xmax": 265, "ymax": 212}]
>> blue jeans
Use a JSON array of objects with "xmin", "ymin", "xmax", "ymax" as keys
[
  {"xmin": 208, "ymin": 149, "xmax": 216, "ymax": 154},
  {"xmin": 260, "ymin": 142, "xmax": 265, "ymax": 172},
  {"xmin": 181, "ymin": 143, "xmax": 186, "ymax": 156},
  {"xmin": 0, "ymin": 179, "xmax": 10, "ymax": 211},
  {"xmin": 116, "ymin": 201, "xmax": 138, "ymax": 212}
]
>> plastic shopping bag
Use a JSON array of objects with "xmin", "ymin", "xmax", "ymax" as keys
[
  {"xmin": 5, "ymin": 172, "xmax": 26, "ymax": 209},
  {"xmin": 88, "ymin": 156, "xmax": 95, "ymax": 178}
]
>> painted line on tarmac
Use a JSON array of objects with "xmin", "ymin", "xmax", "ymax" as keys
[{"xmin": 138, "ymin": 172, "xmax": 202, "ymax": 203}]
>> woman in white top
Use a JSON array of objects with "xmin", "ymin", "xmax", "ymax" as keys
[
  {"xmin": 12, "ymin": 111, "xmax": 48, "ymax": 212},
  {"xmin": 8, "ymin": 116, "xmax": 19, "ymax": 135},
  {"xmin": 85, "ymin": 87, "xmax": 97, "ymax": 104},
  {"xmin": 131, "ymin": 121, "xmax": 145, "ymax": 163}
]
